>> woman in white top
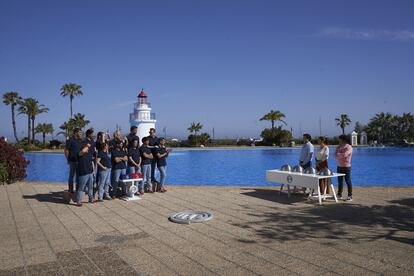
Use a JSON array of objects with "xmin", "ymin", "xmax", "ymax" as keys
[{"xmin": 316, "ymin": 137, "xmax": 331, "ymax": 194}]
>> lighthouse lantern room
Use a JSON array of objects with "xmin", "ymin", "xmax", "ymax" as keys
[{"xmin": 129, "ymin": 89, "xmax": 156, "ymax": 141}]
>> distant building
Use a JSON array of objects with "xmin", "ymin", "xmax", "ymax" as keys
[
  {"xmin": 129, "ymin": 89, "xmax": 156, "ymax": 141},
  {"xmin": 360, "ymin": 131, "xmax": 368, "ymax": 145},
  {"xmin": 351, "ymin": 131, "xmax": 358, "ymax": 146}
]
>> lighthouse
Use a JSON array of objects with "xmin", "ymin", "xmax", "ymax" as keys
[{"xmin": 129, "ymin": 89, "xmax": 156, "ymax": 142}]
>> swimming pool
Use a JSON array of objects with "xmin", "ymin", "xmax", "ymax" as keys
[{"xmin": 24, "ymin": 147, "xmax": 414, "ymax": 186}]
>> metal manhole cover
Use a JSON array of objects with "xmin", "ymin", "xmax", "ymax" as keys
[{"xmin": 169, "ymin": 210, "xmax": 213, "ymax": 224}]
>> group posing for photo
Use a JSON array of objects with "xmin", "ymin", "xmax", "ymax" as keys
[{"xmin": 64, "ymin": 126, "xmax": 171, "ymax": 207}]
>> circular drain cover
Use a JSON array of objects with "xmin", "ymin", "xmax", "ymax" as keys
[{"xmin": 169, "ymin": 211, "xmax": 213, "ymax": 224}]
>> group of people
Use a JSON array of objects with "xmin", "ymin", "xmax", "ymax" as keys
[
  {"xmin": 299, "ymin": 133, "xmax": 353, "ymax": 201},
  {"xmin": 65, "ymin": 126, "xmax": 170, "ymax": 207}
]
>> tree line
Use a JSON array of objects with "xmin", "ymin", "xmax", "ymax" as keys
[{"xmin": 2, "ymin": 83, "xmax": 89, "ymax": 148}]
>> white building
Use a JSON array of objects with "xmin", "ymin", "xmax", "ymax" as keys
[
  {"xmin": 351, "ymin": 131, "xmax": 358, "ymax": 146},
  {"xmin": 129, "ymin": 89, "xmax": 156, "ymax": 142}
]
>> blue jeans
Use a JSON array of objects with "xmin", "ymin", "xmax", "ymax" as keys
[
  {"xmin": 68, "ymin": 161, "xmax": 79, "ymax": 193},
  {"xmin": 141, "ymin": 164, "xmax": 151, "ymax": 191},
  {"xmin": 151, "ymin": 159, "xmax": 157, "ymax": 182},
  {"xmin": 77, "ymin": 173, "xmax": 93, "ymax": 203},
  {"xmin": 158, "ymin": 166, "xmax": 166, "ymax": 189},
  {"xmin": 98, "ymin": 168, "xmax": 111, "ymax": 200},
  {"xmin": 111, "ymin": 168, "xmax": 126, "ymax": 196},
  {"xmin": 128, "ymin": 166, "xmax": 141, "ymax": 190}
]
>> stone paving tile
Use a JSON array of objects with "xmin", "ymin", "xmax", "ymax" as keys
[
  {"xmin": 0, "ymin": 267, "xmax": 26, "ymax": 276},
  {"xmin": 116, "ymin": 246, "xmax": 179, "ymax": 276},
  {"xmin": 1, "ymin": 183, "xmax": 414, "ymax": 276}
]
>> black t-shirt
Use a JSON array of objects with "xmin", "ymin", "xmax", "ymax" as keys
[
  {"xmin": 111, "ymin": 148, "xmax": 126, "ymax": 170},
  {"xmin": 126, "ymin": 133, "xmax": 139, "ymax": 148},
  {"xmin": 139, "ymin": 145, "xmax": 152, "ymax": 165},
  {"xmin": 85, "ymin": 138, "xmax": 96, "ymax": 160},
  {"xmin": 65, "ymin": 137, "xmax": 82, "ymax": 162},
  {"xmin": 128, "ymin": 148, "xmax": 141, "ymax": 167},
  {"xmin": 97, "ymin": 151, "xmax": 111, "ymax": 169},
  {"xmin": 109, "ymin": 138, "xmax": 121, "ymax": 151},
  {"xmin": 147, "ymin": 136, "xmax": 159, "ymax": 156},
  {"xmin": 156, "ymin": 147, "xmax": 168, "ymax": 167},
  {"xmin": 77, "ymin": 152, "xmax": 93, "ymax": 176}
]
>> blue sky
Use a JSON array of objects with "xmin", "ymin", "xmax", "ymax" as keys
[{"xmin": 1, "ymin": 0, "xmax": 413, "ymax": 140}]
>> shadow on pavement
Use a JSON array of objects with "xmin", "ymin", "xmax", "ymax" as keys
[
  {"xmin": 238, "ymin": 190, "xmax": 414, "ymax": 246},
  {"xmin": 23, "ymin": 191, "xmax": 71, "ymax": 204}
]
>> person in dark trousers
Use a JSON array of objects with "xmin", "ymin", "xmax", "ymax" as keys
[
  {"xmin": 146, "ymin": 128, "xmax": 159, "ymax": 184},
  {"xmin": 334, "ymin": 135, "xmax": 353, "ymax": 201},
  {"xmin": 64, "ymin": 128, "xmax": 83, "ymax": 197},
  {"xmin": 140, "ymin": 136, "xmax": 154, "ymax": 194},
  {"xmin": 126, "ymin": 126, "xmax": 139, "ymax": 148},
  {"xmin": 76, "ymin": 142, "xmax": 95, "ymax": 206},
  {"xmin": 155, "ymin": 137, "xmax": 171, "ymax": 193}
]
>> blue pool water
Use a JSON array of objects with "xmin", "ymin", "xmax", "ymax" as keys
[{"xmin": 25, "ymin": 147, "xmax": 414, "ymax": 186}]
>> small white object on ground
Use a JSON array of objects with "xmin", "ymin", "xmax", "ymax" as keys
[{"xmin": 169, "ymin": 211, "xmax": 213, "ymax": 224}]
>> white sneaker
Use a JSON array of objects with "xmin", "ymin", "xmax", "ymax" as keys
[{"xmin": 345, "ymin": 196, "xmax": 353, "ymax": 202}]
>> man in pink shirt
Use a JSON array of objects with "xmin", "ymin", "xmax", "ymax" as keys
[{"xmin": 334, "ymin": 135, "xmax": 353, "ymax": 201}]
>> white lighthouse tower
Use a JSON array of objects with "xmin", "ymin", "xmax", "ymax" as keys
[{"xmin": 129, "ymin": 89, "xmax": 156, "ymax": 142}]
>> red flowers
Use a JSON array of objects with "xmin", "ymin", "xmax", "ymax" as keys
[{"xmin": 0, "ymin": 140, "xmax": 30, "ymax": 184}]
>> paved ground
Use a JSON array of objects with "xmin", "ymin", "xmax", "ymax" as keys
[{"xmin": 0, "ymin": 182, "xmax": 413, "ymax": 276}]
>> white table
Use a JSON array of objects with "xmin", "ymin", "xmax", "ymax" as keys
[
  {"xmin": 120, "ymin": 178, "xmax": 143, "ymax": 201},
  {"xmin": 266, "ymin": 170, "xmax": 345, "ymax": 205}
]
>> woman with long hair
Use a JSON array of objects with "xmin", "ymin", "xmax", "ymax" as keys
[{"xmin": 316, "ymin": 136, "xmax": 331, "ymax": 194}]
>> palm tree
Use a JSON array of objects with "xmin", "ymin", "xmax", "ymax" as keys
[
  {"xmin": 18, "ymin": 98, "xmax": 49, "ymax": 144},
  {"xmin": 35, "ymin": 123, "xmax": 54, "ymax": 147},
  {"xmin": 18, "ymin": 98, "xmax": 35, "ymax": 144},
  {"xmin": 2, "ymin": 91, "xmax": 22, "ymax": 142},
  {"xmin": 70, "ymin": 113, "xmax": 90, "ymax": 130},
  {"xmin": 60, "ymin": 83, "xmax": 83, "ymax": 118},
  {"xmin": 187, "ymin": 122, "xmax": 203, "ymax": 146},
  {"xmin": 260, "ymin": 110, "xmax": 287, "ymax": 133},
  {"xmin": 335, "ymin": 114, "xmax": 352, "ymax": 135},
  {"xmin": 31, "ymin": 102, "xmax": 49, "ymax": 142}
]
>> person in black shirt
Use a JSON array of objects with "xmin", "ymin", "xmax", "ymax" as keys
[
  {"xmin": 126, "ymin": 126, "xmax": 139, "ymax": 149},
  {"xmin": 146, "ymin": 128, "xmax": 159, "ymax": 184},
  {"xmin": 85, "ymin": 128, "xmax": 97, "ymax": 190},
  {"xmin": 128, "ymin": 138, "xmax": 141, "ymax": 193},
  {"xmin": 139, "ymin": 136, "xmax": 153, "ymax": 194},
  {"xmin": 64, "ymin": 128, "xmax": 82, "ymax": 195},
  {"xmin": 111, "ymin": 140, "xmax": 128, "ymax": 198},
  {"xmin": 96, "ymin": 143, "xmax": 112, "ymax": 201},
  {"xmin": 155, "ymin": 137, "xmax": 171, "ymax": 193},
  {"xmin": 76, "ymin": 142, "xmax": 94, "ymax": 206}
]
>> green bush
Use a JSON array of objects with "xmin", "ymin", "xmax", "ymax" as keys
[{"xmin": 260, "ymin": 127, "xmax": 292, "ymax": 146}]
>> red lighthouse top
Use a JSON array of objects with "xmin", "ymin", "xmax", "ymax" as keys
[{"xmin": 138, "ymin": 89, "xmax": 147, "ymax": 98}]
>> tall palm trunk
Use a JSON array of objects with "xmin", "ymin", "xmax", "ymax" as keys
[
  {"xmin": 27, "ymin": 115, "xmax": 31, "ymax": 144},
  {"xmin": 31, "ymin": 117, "xmax": 35, "ymax": 143},
  {"xmin": 70, "ymin": 96, "xmax": 73, "ymax": 118},
  {"xmin": 42, "ymin": 132, "xmax": 46, "ymax": 147},
  {"xmin": 342, "ymin": 127, "xmax": 345, "ymax": 135},
  {"xmin": 11, "ymin": 105, "xmax": 19, "ymax": 142}
]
